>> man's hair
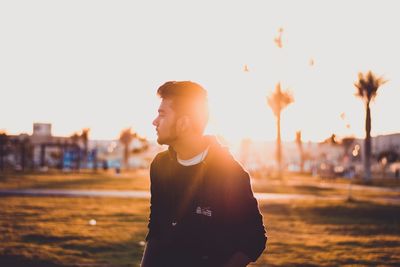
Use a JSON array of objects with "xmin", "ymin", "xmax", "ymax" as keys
[{"xmin": 157, "ymin": 81, "xmax": 209, "ymax": 133}]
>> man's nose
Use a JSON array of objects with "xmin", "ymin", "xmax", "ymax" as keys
[{"xmin": 152, "ymin": 117, "xmax": 158, "ymax": 126}]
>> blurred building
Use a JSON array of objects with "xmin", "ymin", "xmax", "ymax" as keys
[
  {"xmin": 2, "ymin": 123, "xmax": 83, "ymax": 171},
  {"xmin": 371, "ymin": 133, "xmax": 400, "ymax": 153},
  {"xmin": 234, "ymin": 133, "xmax": 400, "ymax": 178},
  {"xmin": 92, "ymin": 139, "xmax": 162, "ymax": 170},
  {"xmin": 0, "ymin": 123, "xmax": 160, "ymax": 171},
  {"xmin": 2, "ymin": 124, "xmax": 399, "ymax": 175}
]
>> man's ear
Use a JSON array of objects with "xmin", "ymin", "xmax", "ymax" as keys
[{"xmin": 176, "ymin": 116, "xmax": 190, "ymax": 133}]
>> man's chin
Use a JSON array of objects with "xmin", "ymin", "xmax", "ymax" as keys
[
  {"xmin": 156, "ymin": 138, "xmax": 164, "ymax": 145},
  {"xmin": 156, "ymin": 136, "xmax": 176, "ymax": 146},
  {"xmin": 156, "ymin": 137, "xmax": 167, "ymax": 145}
]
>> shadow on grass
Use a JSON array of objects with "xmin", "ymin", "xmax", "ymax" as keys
[
  {"xmin": 270, "ymin": 239, "xmax": 398, "ymax": 266},
  {"xmin": 30, "ymin": 177, "xmax": 113, "ymax": 189},
  {"xmin": 0, "ymin": 195, "xmax": 149, "ymax": 267},
  {"xmin": 292, "ymin": 185, "xmax": 335, "ymax": 195},
  {"xmin": 0, "ymin": 255, "xmax": 66, "ymax": 267},
  {"xmin": 22, "ymin": 234, "xmax": 83, "ymax": 244},
  {"xmin": 276, "ymin": 264, "xmax": 319, "ymax": 267},
  {"xmin": 61, "ymin": 240, "xmax": 145, "ymax": 266},
  {"xmin": 337, "ymin": 239, "xmax": 400, "ymax": 248},
  {"xmin": 261, "ymin": 199, "xmax": 400, "ymax": 236},
  {"xmin": 4, "ymin": 232, "xmax": 145, "ymax": 267},
  {"xmin": 253, "ymin": 183, "xmax": 337, "ymax": 196},
  {"xmin": 353, "ymin": 178, "xmax": 400, "ymax": 188},
  {"xmin": 301, "ymin": 200, "xmax": 400, "ymax": 224},
  {"xmin": 271, "ymin": 242, "xmax": 325, "ymax": 254}
]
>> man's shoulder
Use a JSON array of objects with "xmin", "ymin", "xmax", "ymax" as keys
[
  {"xmin": 209, "ymin": 142, "xmax": 238, "ymax": 165},
  {"xmin": 150, "ymin": 149, "xmax": 172, "ymax": 168},
  {"xmin": 149, "ymin": 150, "xmax": 172, "ymax": 182},
  {"xmin": 208, "ymin": 144, "xmax": 248, "ymax": 177}
]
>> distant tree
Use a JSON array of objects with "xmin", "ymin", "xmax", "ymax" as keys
[
  {"xmin": 71, "ymin": 132, "xmax": 80, "ymax": 145},
  {"xmin": 0, "ymin": 132, "xmax": 10, "ymax": 171},
  {"xmin": 119, "ymin": 128, "xmax": 137, "ymax": 170},
  {"xmin": 267, "ymin": 82, "xmax": 294, "ymax": 178},
  {"xmin": 341, "ymin": 137, "xmax": 355, "ymax": 158},
  {"xmin": 131, "ymin": 135, "xmax": 149, "ymax": 154},
  {"xmin": 295, "ymin": 131, "xmax": 304, "ymax": 172},
  {"xmin": 321, "ymin": 134, "xmax": 339, "ymax": 146},
  {"xmin": 81, "ymin": 128, "xmax": 90, "ymax": 167},
  {"xmin": 70, "ymin": 132, "xmax": 81, "ymax": 170},
  {"xmin": 19, "ymin": 135, "xmax": 33, "ymax": 171},
  {"xmin": 354, "ymin": 71, "xmax": 387, "ymax": 180}
]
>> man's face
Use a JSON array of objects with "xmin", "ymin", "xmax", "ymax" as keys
[{"xmin": 152, "ymin": 99, "xmax": 178, "ymax": 145}]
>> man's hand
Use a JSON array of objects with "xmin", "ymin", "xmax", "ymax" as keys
[{"xmin": 223, "ymin": 251, "xmax": 251, "ymax": 267}]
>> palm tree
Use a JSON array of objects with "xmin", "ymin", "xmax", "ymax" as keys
[
  {"xmin": 295, "ymin": 131, "xmax": 304, "ymax": 173},
  {"xmin": 119, "ymin": 128, "xmax": 137, "ymax": 170},
  {"xmin": 322, "ymin": 134, "xmax": 339, "ymax": 145},
  {"xmin": 267, "ymin": 82, "xmax": 294, "ymax": 178},
  {"xmin": 354, "ymin": 71, "xmax": 387, "ymax": 180},
  {"xmin": 132, "ymin": 135, "xmax": 149, "ymax": 154}
]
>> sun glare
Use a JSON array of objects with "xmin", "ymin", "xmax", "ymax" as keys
[{"xmin": 1, "ymin": 1, "xmax": 399, "ymax": 143}]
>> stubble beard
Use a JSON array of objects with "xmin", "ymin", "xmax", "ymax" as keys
[{"xmin": 156, "ymin": 121, "xmax": 178, "ymax": 146}]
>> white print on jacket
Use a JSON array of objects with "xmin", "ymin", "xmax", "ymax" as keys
[{"xmin": 195, "ymin": 206, "xmax": 212, "ymax": 217}]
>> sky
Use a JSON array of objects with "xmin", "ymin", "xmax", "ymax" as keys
[{"xmin": 1, "ymin": 0, "xmax": 399, "ymax": 143}]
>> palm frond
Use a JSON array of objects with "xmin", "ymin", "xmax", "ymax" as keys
[
  {"xmin": 267, "ymin": 83, "xmax": 294, "ymax": 116},
  {"xmin": 354, "ymin": 71, "xmax": 387, "ymax": 103}
]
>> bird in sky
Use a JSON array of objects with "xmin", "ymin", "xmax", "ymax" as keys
[{"xmin": 274, "ymin": 27, "xmax": 284, "ymax": 48}]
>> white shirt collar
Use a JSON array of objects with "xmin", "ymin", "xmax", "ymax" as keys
[{"xmin": 177, "ymin": 146, "xmax": 209, "ymax": 166}]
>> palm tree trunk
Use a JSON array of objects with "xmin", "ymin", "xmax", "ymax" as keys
[
  {"xmin": 276, "ymin": 113, "xmax": 282, "ymax": 178},
  {"xmin": 20, "ymin": 141, "xmax": 26, "ymax": 172},
  {"xmin": 0, "ymin": 141, "xmax": 4, "ymax": 172},
  {"xmin": 76, "ymin": 147, "xmax": 81, "ymax": 171},
  {"xmin": 83, "ymin": 140, "xmax": 88, "ymax": 169},
  {"xmin": 0, "ymin": 136, "xmax": 4, "ymax": 172},
  {"xmin": 364, "ymin": 103, "xmax": 372, "ymax": 180},
  {"xmin": 299, "ymin": 146, "xmax": 304, "ymax": 173},
  {"xmin": 40, "ymin": 144, "xmax": 46, "ymax": 168},
  {"xmin": 124, "ymin": 145, "xmax": 129, "ymax": 170}
]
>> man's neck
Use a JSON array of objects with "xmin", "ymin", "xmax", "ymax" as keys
[{"xmin": 171, "ymin": 135, "xmax": 207, "ymax": 160}]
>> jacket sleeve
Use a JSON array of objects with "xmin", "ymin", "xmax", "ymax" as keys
[
  {"xmin": 145, "ymin": 156, "xmax": 161, "ymax": 241},
  {"xmin": 226, "ymin": 160, "xmax": 267, "ymax": 262}
]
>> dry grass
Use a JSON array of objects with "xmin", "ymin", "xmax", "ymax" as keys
[
  {"xmin": 0, "ymin": 170, "xmax": 150, "ymax": 191},
  {"xmin": 250, "ymin": 173, "xmax": 400, "ymax": 201},
  {"xmin": 1, "ymin": 197, "xmax": 399, "ymax": 266},
  {"xmin": 0, "ymin": 196, "xmax": 149, "ymax": 267},
  {"xmin": 256, "ymin": 199, "xmax": 400, "ymax": 266},
  {"xmin": 1, "ymin": 171, "xmax": 400, "ymax": 266},
  {"xmin": 1, "ymin": 170, "xmax": 399, "ymax": 199}
]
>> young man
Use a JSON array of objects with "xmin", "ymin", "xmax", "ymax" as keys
[{"xmin": 141, "ymin": 81, "xmax": 267, "ymax": 267}]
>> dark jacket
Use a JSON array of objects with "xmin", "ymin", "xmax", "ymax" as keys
[{"xmin": 145, "ymin": 136, "xmax": 267, "ymax": 266}]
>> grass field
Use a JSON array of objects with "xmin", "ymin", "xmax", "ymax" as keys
[
  {"xmin": 1, "ymin": 171, "xmax": 400, "ymax": 266},
  {"xmin": 0, "ymin": 196, "xmax": 148, "ymax": 267},
  {"xmin": 2, "ymin": 170, "xmax": 399, "ymax": 199},
  {"xmin": 0, "ymin": 170, "xmax": 150, "ymax": 191}
]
